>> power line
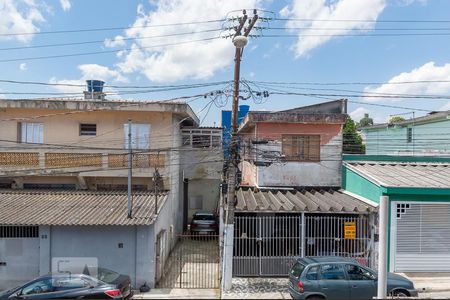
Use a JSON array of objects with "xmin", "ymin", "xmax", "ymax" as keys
[
  {"xmin": 255, "ymin": 32, "xmax": 450, "ymax": 37},
  {"xmin": 250, "ymin": 79, "xmax": 450, "ymax": 86},
  {"xmin": 272, "ymin": 18, "xmax": 450, "ymax": 23}
]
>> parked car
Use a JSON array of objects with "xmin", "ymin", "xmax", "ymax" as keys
[
  {"xmin": 288, "ymin": 257, "xmax": 418, "ymax": 299},
  {"xmin": 190, "ymin": 211, "xmax": 218, "ymax": 236},
  {"xmin": 0, "ymin": 272, "xmax": 130, "ymax": 299},
  {"xmin": 96, "ymin": 268, "xmax": 132, "ymax": 299}
]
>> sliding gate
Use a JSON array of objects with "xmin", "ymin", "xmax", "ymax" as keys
[{"xmin": 233, "ymin": 214, "xmax": 371, "ymax": 277}]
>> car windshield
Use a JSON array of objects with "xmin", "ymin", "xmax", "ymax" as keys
[
  {"xmin": 193, "ymin": 214, "xmax": 215, "ymax": 221},
  {"xmin": 290, "ymin": 262, "xmax": 306, "ymax": 278},
  {"xmin": 97, "ymin": 268, "xmax": 120, "ymax": 283}
]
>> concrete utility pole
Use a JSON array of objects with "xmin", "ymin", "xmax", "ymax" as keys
[
  {"xmin": 154, "ymin": 151, "xmax": 161, "ymax": 216},
  {"xmin": 127, "ymin": 119, "xmax": 133, "ymax": 219},
  {"xmin": 222, "ymin": 9, "xmax": 258, "ymax": 291},
  {"xmin": 377, "ymin": 195, "xmax": 389, "ymax": 299}
]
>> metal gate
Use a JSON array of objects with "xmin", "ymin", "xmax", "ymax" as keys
[
  {"xmin": 156, "ymin": 233, "xmax": 220, "ymax": 289},
  {"xmin": 233, "ymin": 214, "xmax": 371, "ymax": 277}
]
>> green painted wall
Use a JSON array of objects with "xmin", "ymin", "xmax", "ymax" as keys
[
  {"xmin": 343, "ymin": 154, "xmax": 450, "ymax": 163},
  {"xmin": 342, "ymin": 166, "xmax": 382, "ymax": 203}
]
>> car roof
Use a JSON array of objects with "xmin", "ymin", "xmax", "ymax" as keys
[
  {"xmin": 193, "ymin": 211, "xmax": 215, "ymax": 215},
  {"xmin": 298, "ymin": 256, "xmax": 358, "ymax": 265}
]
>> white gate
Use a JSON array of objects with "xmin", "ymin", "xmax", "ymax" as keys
[
  {"xmin": 0, "ymin": 226, "xmax": 40, "ymax": 290},
  {"xmin": 233, "ymin": 214, "xmax": 371, "ymax": 277}
]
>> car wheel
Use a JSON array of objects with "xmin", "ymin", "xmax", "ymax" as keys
[{"xmin": 391, "ymin": 289, "xmax": 409, "ymax": 298}]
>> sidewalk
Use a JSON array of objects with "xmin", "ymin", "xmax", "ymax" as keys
[
  {"xmin": 132, "ymin": 288, "xmax": 220, "ymax": 299},
  {"xmin": 222, "ymin": 278, "xmax": 291, "ymax": 299},
  {"xmin": 399, "ymin": 273, "xmax": 450, "ymax": 293}
]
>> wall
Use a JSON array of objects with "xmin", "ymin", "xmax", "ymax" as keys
[
  {"xmin": 50, "ymin": 226, "xmax": 139, "ymax": 286},
  {"xmin": 364, "ymin": 118, "xmax": 450, "ymax": 156},
  {"xmin": 342, "ymin": 166, "xmax": 382, "ymax": 203},
  {"xmin": 241, "ymin": 122, "xmax": 343, "ymax": 187},
  {"xmin": 187, "ymin": 178, "xmax": 221, "ymax": 220}
]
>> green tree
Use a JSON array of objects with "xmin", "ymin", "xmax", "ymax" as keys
[
  {"xmin": 343, "ymin": 117, "xmax": 365, "ymax": 154},
  {"xmin": 358, "ymin": 113, "xmax": 373, "ymax": 128},
  {"xmin": 389, "ymin": 115, "xmax": 405, "ymax": 123}
]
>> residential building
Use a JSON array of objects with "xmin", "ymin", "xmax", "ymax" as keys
[
  {"xmin": 230, "ymin": 99, "xmax": 378, "ymax": 277},
  {"xmin": 361, "ymin": 110, "xmax": 450, "ymax": 156},
  {"xmin": 0, "ymin": 82, "xmax": 222, "ymax": 289},
  {"xmin": 342, "ymin": 155, "xmax": 450, "ymax": 273}
]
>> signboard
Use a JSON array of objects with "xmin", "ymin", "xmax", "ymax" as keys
[{"xmin": 344, "ymin": 221, "xmax": 356, "ymax": 240}]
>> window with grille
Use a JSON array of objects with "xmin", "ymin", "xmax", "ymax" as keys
[
  {"xmin": 282, "ymin": 135, "xmax": 320, "ymax": 162},
  {"xmin": 80, "ymin": 124, "xmax": 97, "ymax": 136},
  {"xmin": 407, "ymin": 127, "xmax": 413, "ymax": 143},
  {"xmin": 0, "ymin": 226, "xmax": 39, "ymax": 238}
]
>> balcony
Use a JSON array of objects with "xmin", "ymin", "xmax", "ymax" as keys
[{"xmin": 0, "ymin": 149, "xmax": 166, "ymax": 177}]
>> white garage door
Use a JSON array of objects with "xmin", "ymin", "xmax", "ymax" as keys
[
  {"xmin": 0, "ymin": 226, "xmax": 40, "ymax": 290},
  {"xmin": 394, "ymin": 202, "xmax": 450, "ymax": 272}
]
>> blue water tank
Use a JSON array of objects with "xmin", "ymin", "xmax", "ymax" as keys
[{"xmin": 86, "ymin": 80, "xmax": 105, "ymax": 93}]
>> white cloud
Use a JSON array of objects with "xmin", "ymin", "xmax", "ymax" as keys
[
  {"xmin": 0, "ymin": 0, "xmax": 46, "ymax": 42},
  {"xmin": 59, "ymin": 0, "xmax": 71, "ymax": 11},
  {"xmin": 49, "ymin": 64, "xmax": 128, "ymax": 95},
  {"xmin": 115, "ymin": 0, "xmax": 259, "ymax": 82},
  {"xmin": 364, "ymin": 62, "xmax": 450, "ymax": 102},
  {"xmin": 19, "ymin": 63, "xmax": 27, "ymax": 71},
  {"xmin": 440, "ymin": 102, "xmax": 450, "ymax": 111},
  {"xmin": 349, "ymin": 107, "xmax": 370, "ymax": 121},
  {"xmin": 104, "ymin": 35, "xmax": 126, "ymax": 48},
  {"xmin": 282, "ymin": 0, "xmax": 386, "ymax": 57}
]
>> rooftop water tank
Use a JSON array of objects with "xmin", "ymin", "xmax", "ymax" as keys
[{"xmin": 86, "ymin": 80, "xmax": 105, "ymax": 93}]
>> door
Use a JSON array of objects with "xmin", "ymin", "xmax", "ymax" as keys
[
  {"xmin": 394, "ymin": 202, "xmax": 450, "ymax": 272},
  {"xmin": 344, "ymin": 264, "xmax": 376, "ymax": 299},
  {"xmin": 318, "ymin": 264, "xmax": 350, "ymax": 299}
]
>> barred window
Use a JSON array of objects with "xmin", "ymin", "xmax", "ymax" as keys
[
  {"xmin": 0, "ymin": 226, "xmax": 39, "ymax": 238},
  {"xmin": 80, "ymin": 123, "xmax": 97, "ymax": 136},
  {"xmin": 282, "ymin": 135, "xmax": 320, "ymax": 162}
]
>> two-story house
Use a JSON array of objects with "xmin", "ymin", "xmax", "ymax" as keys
[
  {"xmin": 0, "ymin": 81, "xmax": 222, "ymax": 290},
  {"xmin": 230, "ymin": 99, "xmax": 377, "ymax": 277}
]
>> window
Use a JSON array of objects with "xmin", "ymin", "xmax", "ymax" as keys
[
  {"xmin": 20, "ymin": 123, "xmax": 43, "ymax": 143},
  {"xmin": 0, "ymin": 226, "xmax": 38, "ymax": 238},
  {"xmin": 79, "ymin": 124, "xmax": 97, "ymax": 136},
  {"xmin": 306, "ymin": 265, "xmax": 319, "ymax": 280},
  {"xmin": 290, "ymin": 262, "xmax": 306, "ymax": 278},
  {"xmin": 320, "ymin": 264, "xmax": 346, "ymax": 280},
  {"xmin": 282, "ymin": 135, "xmax": 320, "ymax": 162},
  {"xmin": 407, "ymin": 127, "xmax": 413, "ymax": 143},
  {"xmin": 22, "ymin": 279, "xmax": 54, "ymax": 295},
  {"xmin": 124, "ymin": 123, "xmax": 151, "ymax": 149},
  {"xmin": 53, "ymin": 277, "xmax": 90, "ymax": 290},
  {"xmin": 192, "ymin": 135, "xmax": 211, "ymax": 148},
  {"xmin": 345, "ymin": 264, "xmax": 375, "ymax": 280}
]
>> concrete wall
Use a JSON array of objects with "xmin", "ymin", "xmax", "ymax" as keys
[
  {"xmin": 241, "ymin": 122, "xmax": 343, "ymax": 187},
  {"xmin": 187, "ymin": 178, "xmax": 221, "ymax": 220},
  {"xmin": 364, "ymin": 118, "xmax": 450, "ymax": 156}
]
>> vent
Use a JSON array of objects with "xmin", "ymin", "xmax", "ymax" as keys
[{"xmin": 0, "ymin": 226, "xmax": 39, "ymax": 238}]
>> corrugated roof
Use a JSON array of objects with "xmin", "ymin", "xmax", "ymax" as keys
[
  {"xmin": 345, "ymin": 162, "xmax": 450, "ymax": 188},
  {"xmin": 0, "ymin": 190, "xmax": 167, "ymax": 226},
  {"xmin": 235, "ymin": 188, "xmax": 375, "ymax": 213}
]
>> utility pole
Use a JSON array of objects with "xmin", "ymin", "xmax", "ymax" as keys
[
  {"xmin": 154, "ymin": 151, "xmax": 161, "ymax": 216},
  {"xmin": 377, "ymin": 195, "xmax": 389, "ymax": 299},
  {"xmin": 127, "ymin": 119, "xmax": 133, "ymax": 219},
  {"xmin": 222, "ymin": 9, "xmax": 258, "ymax": 291}
]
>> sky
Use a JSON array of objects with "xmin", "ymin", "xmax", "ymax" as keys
[{"xmin": 1, "ymin": 0, "xmax": 450, "ymax": 126}]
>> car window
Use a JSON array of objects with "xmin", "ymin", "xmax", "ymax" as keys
[
  {"xmin": 54, "ymin": 277, "xmax": 90, "ymax": 290},
  {"xmin": 306, "ymin": 266, "xmax": 319, "ymax": 280},
  {"xmin": 98, "ymin": 268, "xmax": 120, "ymax": 283},
  {"xmin": 22, "ymin": 279, "xmax": 54, "ymax": 295},
  {"xmin": 320, "ymin": 264, "xmax": 346, "ymax": 280},
  {"xmin": 194, "ymin": 214, "xmax": 216, "ymax": 221},
  {"xmin": 345, "ymin": 264, "xmax": 376, "ymax": 280},
  {"xmin": 290, "ymin": 262, "xmax": 305, "ymax": 278}
]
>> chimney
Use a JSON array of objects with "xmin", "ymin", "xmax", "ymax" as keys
[{"xmin": 84, "ymin": 80, "xmax": 105, "ymax": 100}]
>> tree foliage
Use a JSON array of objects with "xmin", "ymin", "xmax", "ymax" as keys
[
  {"xmin": 389, "ymin": 115, "xmax": 405, "ymax": 123},
  {"xmin": 343, "ymin": 117, "xmax": 365, "ymax": 154}
]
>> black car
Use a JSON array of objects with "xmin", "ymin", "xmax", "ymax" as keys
[
  {"xmin": 0, "ymin": 273, "xmax": 125, "ymax": 299},
  {"xmin": 190, "ymin": 211, "xmax": 219, "ymax": 236}
]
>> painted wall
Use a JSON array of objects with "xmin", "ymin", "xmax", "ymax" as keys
[
  {"xmin": 187, "ymin": 178, "xmax": 221, "ymax": 220},
  {"xmin": 342, "ymin": 166, "xmax": 382, "ymax": 203},
  {"xmin": 241, "ymin": 122, "xmax": 343, "ymax": 187},
  {"xmin": 363, "ymin": 118, "xmax": 450, "ymax": 156}
]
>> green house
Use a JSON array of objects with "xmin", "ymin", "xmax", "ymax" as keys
[{"xmin": 342, "ymin": 155, "xmax": 450, "ymax": 272}]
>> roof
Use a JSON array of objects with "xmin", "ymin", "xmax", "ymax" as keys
[
  {"xmin": 345, "ymin": 161, "xmax": 450, "ymax": 188},
  {"xmin": 0, "ymin": 190, "xmax": 168, "ymax": 226},
  {"xmin": 280, "ymin": 99, "xmax": 347, "ymax": 114},
  {"xmin": 298, "ymin": 257, "xmax": 359, "ymax": 265},
  {"xmin": 361, "ymin": 110, "xmax": 450, "ymax": 130},
  {"xmin": 235, "ymin": 188, "xmax": 376, "ymax": 213}
]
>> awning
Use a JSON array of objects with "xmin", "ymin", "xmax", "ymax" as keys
[
  {"xmin": 0, "ymin": 189, "xmax": 167, "ymax": 226},
  {"xmin": 235, "ymin": 187, "xmax": 376, "ymax": 213}
]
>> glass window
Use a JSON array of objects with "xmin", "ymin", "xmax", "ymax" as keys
[
  {"xmin": 306, "ymin": 265, "xmax": 319, "ymax": 280},
  {"xmin": 124, "ymin": 123, "xmax": 151, "ymax": 149},
  {"xmin": 22, "ymin": 279, "xmax": 54, "ymax": 295},
  {"xmin": 345, "ymin": 264, "xmax": 376, "ymax": 280},
  {"xmin": 20, "ymin": 123, "xmax": 44, "ymax": 144},
  {"xmin": 80, "ymin": 124, "xmax": 97, "ymax": 136},
  {"xmin": 54, "ymin": 277, "xmax": 90, "ymax": 290},
  {"xmin": 290, "ymin": 262, "xmax": 305, "ymax": 278},
  {"xmin": 320, "ymin": 264, "xmax": 346, "ymax": 280},
  {"xmin": 282, "ymin": 135, "xmax": 320, "ymax": 162}
]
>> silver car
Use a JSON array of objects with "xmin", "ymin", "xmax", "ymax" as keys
[{"xmin": 190, "ymin": 211, "xmax": 218, "ymax": 236}]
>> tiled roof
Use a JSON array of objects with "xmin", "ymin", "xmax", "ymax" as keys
[
  {"xmin": 235, "ymin": 188, "xmax": 375, "ymax": 213},
  {"xmin": 0, "ymin": 190, "xmax": 167, "ymax": 226},
  {"xmin": 345, "ymin": 161, "xmax": 450, "ymax": 188}
]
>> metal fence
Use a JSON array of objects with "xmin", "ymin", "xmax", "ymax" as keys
[
  {"xmin": 156, "ymin": 233, "xmax": 220, "ymax": 289},
  {"xmin": 233, "ymin": 214, "xmax": 371, "ymax": 277}
]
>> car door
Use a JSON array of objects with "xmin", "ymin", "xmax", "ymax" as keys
[
  {"xmin": 318, "ymin": 263, "xmax": 350, "ymax": 299},
  {"xmin": 17, "ymin": 278, "xmax": 59, "ymax": 299},
  {"xmin": 345, "ymin": 264, "xmax": 376, "ymax": 299}
]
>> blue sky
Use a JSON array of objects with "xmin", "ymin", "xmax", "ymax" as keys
[{"xmin": 1, "ymin": 0, "xmax": 450, "ymax": 125}]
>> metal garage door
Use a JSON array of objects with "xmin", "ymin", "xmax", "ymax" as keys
[
  {"xmin": 0, "ymin": 226, "xmax": 40, "ymax": 290},
  {"xmin": 394, "ymin": 202, "xmax": 450, "ymax": 272}
]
